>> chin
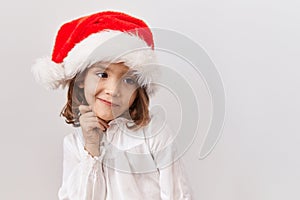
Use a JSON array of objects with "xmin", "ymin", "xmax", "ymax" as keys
[
  {"xmin": 93, "ymin": 104, "xmax": 124, "ymax": 121},
  {"xmin": 97, "ymin": 111, "xmax": 124, "ymax": 121},
  {"xmin": 96, "ymin": 113, "xmax": 113, "ymax": 121}
]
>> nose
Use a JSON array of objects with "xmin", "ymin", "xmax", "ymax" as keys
[{"xmin": 104, "ymin": 78, "xmax": 121, "ymax": 97}]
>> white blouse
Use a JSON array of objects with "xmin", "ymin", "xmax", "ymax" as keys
[{"xmin": 58, "ymin": 114, "xmax": 192, "ymax": 200}]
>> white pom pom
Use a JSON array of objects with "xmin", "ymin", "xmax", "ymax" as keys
[{"xmin": 31, "ymin": 56, "xmax": 66, "ymax": 89}]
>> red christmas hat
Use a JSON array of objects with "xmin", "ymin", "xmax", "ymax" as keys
[{"xmin": 32, "ymin": 11, "xmax": 158, "ymax": 95}]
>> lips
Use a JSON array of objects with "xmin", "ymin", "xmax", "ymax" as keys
[{"xmin": 97, "ymin": 98, "xmax": 119, "ymax": 107}]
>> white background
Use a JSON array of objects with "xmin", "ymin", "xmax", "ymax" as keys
[{"xmin": 0, "ymin": 0, "xmax": 299, "ymax": 199}]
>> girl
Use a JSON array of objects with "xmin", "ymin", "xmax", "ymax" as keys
[{"xmin": 32, "ymin": 11, "xmax": 192, "ymax": 200}]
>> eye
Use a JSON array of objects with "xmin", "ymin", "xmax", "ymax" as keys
[
  {"xmin": 96, "ymin": 72, "xmax": 108, "ymax": 78},
  {"xmin": 123, "ymin": 77, "xmax": 136, "ymax": 85}
]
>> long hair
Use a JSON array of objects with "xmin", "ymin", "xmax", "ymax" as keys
[{"xmin": 60, "ymin": 64, "xmax": 150, "ymax": 130}]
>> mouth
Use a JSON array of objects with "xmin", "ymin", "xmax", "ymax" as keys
[{"xmin": 97, "ymin": 98, "xmax": 119, "ymax": 107}]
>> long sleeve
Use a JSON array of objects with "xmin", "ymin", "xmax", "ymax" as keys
[
  {"xmin": 58, "ymin": 132, "xmax": 107, "ymax": 200},
  {"xmin": 145, "ymin": 117, "xmax": 193, "ymax": 200}
]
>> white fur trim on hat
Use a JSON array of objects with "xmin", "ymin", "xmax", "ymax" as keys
[
  {"xmin": 31, "ymin": 57, "xmax": 67, "ymax": 89},
  {"xmin": 32, "ymin": 30, "xmax": 159, "ymax": 95}
]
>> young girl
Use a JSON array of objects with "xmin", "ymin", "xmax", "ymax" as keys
[{"xmin": 32, "ymin": 11, "xmax": 192, "ymax": 200}]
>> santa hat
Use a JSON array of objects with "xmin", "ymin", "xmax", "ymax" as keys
[{"xmin": 32, "ymin": 11, "xmax": 158, "ymax": 95}]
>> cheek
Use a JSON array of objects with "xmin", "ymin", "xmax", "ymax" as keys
[
  {"xmin": 118, "ymin": 88, "xmax": 137, "ymax": 109},
  {"xmin": 83, "ymin": 79, "xmax": 99, "ymax": 103}
]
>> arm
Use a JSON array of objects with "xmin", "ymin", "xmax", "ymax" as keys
[{"xmin": 58, "ymin": 133, "xmax": 106, "ymax": 200}]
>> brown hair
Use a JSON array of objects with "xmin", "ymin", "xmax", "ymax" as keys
[{"xmin": 60, "ymin": 64, "xmax": 150, "ymax": 130}]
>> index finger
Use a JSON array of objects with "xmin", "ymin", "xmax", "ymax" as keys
[{"xmin": 78, "ymin": 105, "xmax": 92, "ymax": 114}]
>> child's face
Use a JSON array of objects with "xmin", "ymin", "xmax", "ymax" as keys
[{"xmin": 79, "ymin": 62, "xmax": 138, "ymax": 121}]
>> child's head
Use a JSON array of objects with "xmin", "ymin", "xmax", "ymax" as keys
[
  {"xmin": 61, "ymin": 61, "xmax": 150, "ymax": 128},
  {"xmin": 32, "ymin": 11, "xmax": 159, "ymax": 129}
]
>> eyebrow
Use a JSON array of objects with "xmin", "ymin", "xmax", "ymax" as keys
[
  {"xmin": 92, "ymin": 64, "xmax": 136, "ymax": 75},
  {"xmin": 92, "ymin": 64, "xmax": 111, "ymax": 72}
]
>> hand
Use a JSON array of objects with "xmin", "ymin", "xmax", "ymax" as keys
[{"xmin": 78, "ymin": 105, "xmax": 109, "ymax": 157}]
